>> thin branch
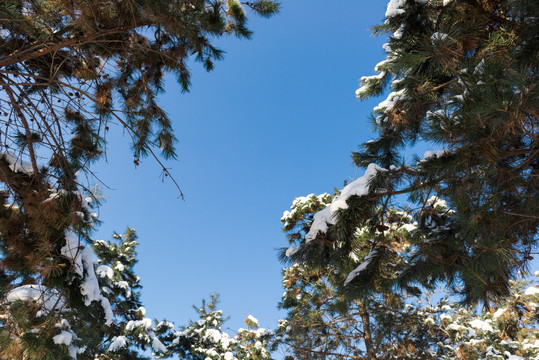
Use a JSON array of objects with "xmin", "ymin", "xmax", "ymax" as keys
[{"xmin": 0, "ymin": 77, "xmax": 40, "ymax": 178}]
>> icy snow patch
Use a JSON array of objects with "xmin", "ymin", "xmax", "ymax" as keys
[
  {"xmin": 524, "ymin": 285, "xmax": 539, "ymax": 296},
  {"xmin": 306, "ymin": 164, "xmax": 385, "ymax": 242},
  {"xmin": 285, "ymin": 246, "xmax": 300, "ymax": 258},
  {"xmin": 330, "ymin": 164, "xmax": 385, "ymax": 212},
  {"xmin": 126, "ymin": 318, "xmax": 152, "ymax": 331},
  {"xmin": 137, "ymin": 307, "xmax": 147, "ymax": 317},
  {"xmin": 56, "ymin": 319, "xmax": 70, "ymax": 329},
  {"xmin": 446, "ymin": 324, "xmax": 463, "ymax": 331},
  {"xmin": 96, "ymin": 265, "xmax": 114, "ymax": 279},
  {"xmin": 100, "ymin": 297, "xmax": 113, "ymax": 326},
  {"xmin": 469, "ymin": 319, "xmax": 494, "ymax": 332},
  {"xmin": 393, "ymin": 24, "xmax": 405, "ymax": 39},
  {"xmin": 7, "ymin": 285, "xmax": 64, "ymax": 311},
  {"xmin": 114, "ymin": 262, "xmax": 125, "ymax": 272},
  {"xmin": 108, "ymin": 336, "xmax": 128, "ymax": 351},
  {"xmin": 474, "ymin": 59, "xmax": 486, "ymax": 75},
  {"xmin": 386, "ymin": 0, "xmax": 406, "ymax": 18},
  {"xmin": 374, "ymin": 89, "xmax": 407, "ymax": 113},
  {"xmin": 420, "ymin": 149, "xmax": 451, "ymax": 162},
  {"xmin": 53, "ymin": 331, "xmax": 73, "ymax": 346},
  {"xmin": 305, "ymin": 206, "xmax": 334, "ymax": 243},
  {"xmin": 440, "ymin": 314, "xmax": 452, "ymax": 321},
  {"xmin": 493, "ymin": 307, "xmax": 506, "ymax": 318},
  {"xmin": 204, "ymin": 328, "xmax": 223, "ymax": 343},
  {"xmin": 61, "ymin": 232, "xmax": 84, "ymax": 276},
  {"xmin": 151, "ymin": 337, "xmax": 167, "ymax": 353},
  {"xmin": 62, "ymin": 231, "xmax": 113, "ymax": 325},
  {"xmin": 79, "ymin": 247, "xmax": 101, "ymax": 304},
  {"xmin": 356, "ymin": 72, "xmax": 387, "ymax": 98},
  {"xmin": 1, "ymin": 152, "xmax": 35, "ymax": 174},
  {"xmin": 431, "ymin": 32, "xmax": 448, "ymax": 44},
  {"xmin": 344, "ymin": 250, "xmax": 378, "ymax": 286},
  {"xmin": 246, "ymin": 314, "xmax": 260, "ymax": 327},
  {"xmin": 374, "ymin": 59, "xmax": 389, "ymax": 72},
  {"xmin": 374, "ymin": 89, "xmax": 408, "ymax": 123}
]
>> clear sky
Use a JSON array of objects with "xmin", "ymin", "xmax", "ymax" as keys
[{"xmin": 92, "ymin": 0, "xmax": 391, "ymax": 341}]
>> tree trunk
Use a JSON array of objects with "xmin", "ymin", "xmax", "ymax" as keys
[{"xmin": 360, "ymin": 307, "xmax": 376, "ymax": 360}]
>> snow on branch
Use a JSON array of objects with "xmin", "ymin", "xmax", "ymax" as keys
[
  {"xmin": 305, "ymin": 164, "xmax": 386, "ymax": 242},
  {"xmin": 344, "ymin": 250, "xmax": 378, "ymax": 286},
  {"xmin": 62, "ymin": 230, "xmax": 113, "ymax": 325},
  {"xmin": 6, "ymin": 284, "xmax": 65, "ymax": 312},
  {"xmin": 1, "ymin": 152, "xmax": 35, "ymax": 174},
  {"xmin": 386, "ymin": 0, "xmax": 406, "ymax": 18}
]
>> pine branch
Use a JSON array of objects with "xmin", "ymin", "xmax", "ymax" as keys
[
  {"xmin": 0, "ymin": 78, "xmax": 40, "ymax": 179},
  {"xmin": 0, "ymin": 26, "xmax": 141, "ymax": 69}
]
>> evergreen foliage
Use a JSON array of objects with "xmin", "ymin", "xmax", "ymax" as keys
[
  {"xmin": 154, "ymin": 294, "xmax": 273, "ymax": 359},
  {"xmin": 275, "ymin": 262, "xmax": 539, "ymax": 359},
  {"xmin": 1, "ymin": 222, "xmax": 275, "ymax": 359},
  {"xmin": 279, "ymin": 192, "xmax": 425, "ymax": 359},
  {"xmin": 0, "ymin": 1, "xmax": 279, "ymax": 358},
  {"xmin": 286, "ymin": 0, "xmax": 538, "ymax": 305},
  {"xmin": 0, "ymin": 225, "xmax": 149, "ymax": 359},
  {"xmin": 0, "ymin": 0, "xmax": 280, "ymax": 197},
  {"xmin": 277, "ymin": 192, "xmax": 539, "ymax": 359}
]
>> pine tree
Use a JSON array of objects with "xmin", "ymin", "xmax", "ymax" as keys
[
  {"xmin": 1, "ymin": 221, "xmax": 275, "ymax": 359},
  {"xmin": 290, "ymin": 0, "xmax": 538, "ymax": 305},
  {"xmin": 277, "ymin": 193, "xmax": 539, "ymax": 359},
  {"xmin": 0, "ymin": 0, "xmax": 279, "ymax": 197},
  {"xmin": 0, "ymin": 2, "xmax": 279, "ymax": 358},
  {"xmin": 152, "ymin": 294, "xmax": 274, "ymax": 360},
  {"xmin": 275, "ymin": 266, "xmax": 539, "ymax": 359},
  {"xmin": 278, "ymin": 192, "xmax": 433, "ymax": 359},
  {"xmin": 0, "ymin": 225, "xmax": 151, "ymax": 359}
]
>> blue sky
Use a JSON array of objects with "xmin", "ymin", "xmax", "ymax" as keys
[{"xmin": 92, "ymin": 0, "xmax": 391, "ymax": 338}]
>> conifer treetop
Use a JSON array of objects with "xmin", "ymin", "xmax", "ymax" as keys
[
  {"xmin": 0, "ymin": 0, "xmax": 280, "ymax": 198},
  {"xmin": 287, "ymin": 0, "xmax": 538, "ymax": 305}
]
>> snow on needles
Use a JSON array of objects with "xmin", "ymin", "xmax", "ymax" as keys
[
  {"xmin": 524, "ymin": 285, "xmax": 539, "ymax": 296},
  {"xmin": 1, "ymin": 151, "xmax": 35, "ymax": 174},
  {"xmin": 285, "ymin": 246, "xmax": 300, "ymax": 258},
  {"xmin": 373, "ymin": 89, "xmax": 408, "ymax": 124},
  {"xmin": 96, "ymin": 265, "xmax": 114, "ymax": 280},
  {"xmin": 7, "ymin": 285, "xmax": 65, "ymax": 312},
  {"xmin": 281, "ymin": 193, "xmax": 331, "ymax": 229},
  {"xmin": 420, "ymin": 148, "xmax": 451, "ymax": 162},
  {"xmin": 431, "ymin": 32, "xmax": 449, "ymax": 44},
  {"xmin": 344, "ymin": 250, "xmax": 378, "ymax": 286},
  {"xmin": 386, "ymin": 0, "xmax": 406, "ymax": 18},
  {"xmin": 304, "ymin": 206, "xmax": 333, "ymax": 243},
  {"xmin": 355, "ymin": 72, "xmax": 386, "ymax": 98},
  {"xmin": 62, "ymin": 230, "xmax": 113, "ymax": 325},
  {"xmin": 469, "ymin": 319, "xmax": 494, "ymax": 332},
  {"xmin": 53, "ymin": 330, "xmax": 80, "ymax": 359},
  {"xmin": 62, "ymin": 232, "xmax": 84, "ymax": 276},
  {"xmin": 306, "ymin": 164, "xmax": 385, "ymax": 242},
  {"xmin": 386, "ymin": 0, "xmax": 430, "ymax": 18},
  {"xmin": 53, "ymin": 331, "xmax": 73, "ymax": 346},
  {"xmin": 246, "ymin": 315, "xmax": 260, "ymax": 328},
  {"xmin": 108, "ymin": 336, "xmax": 128, "ymax": 352}
]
